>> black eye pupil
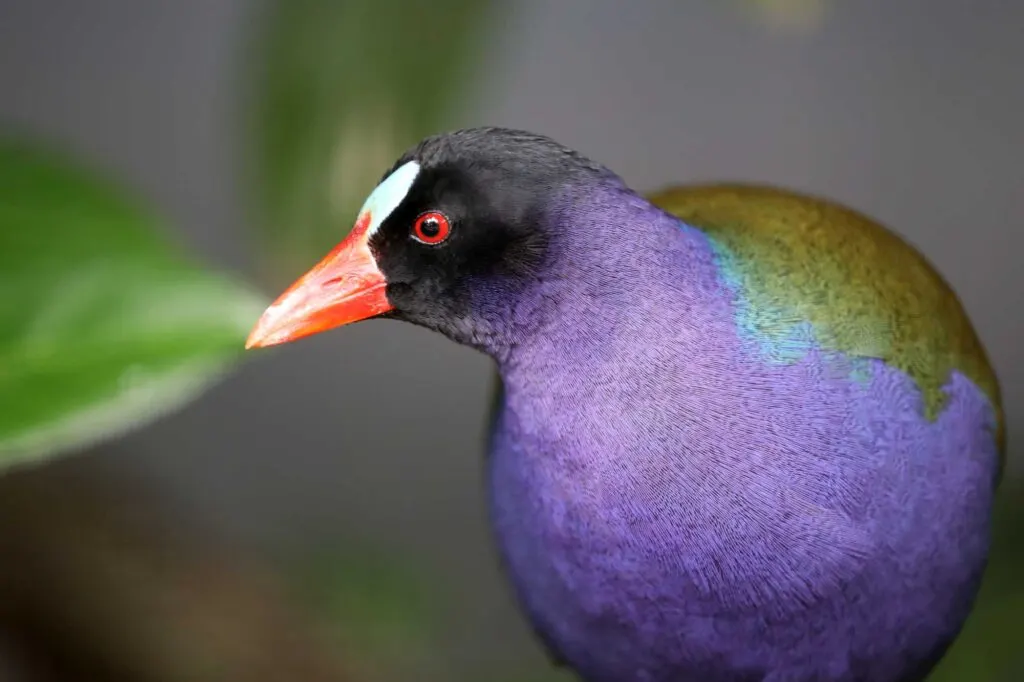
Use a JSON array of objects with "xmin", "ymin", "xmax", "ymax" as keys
[{"xmin": 420, "ymin": 218, "xmax": 440, "ymax": 237}]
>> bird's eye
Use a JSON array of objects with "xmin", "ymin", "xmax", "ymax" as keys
[{"xmin": 412, "ymin": 211, "xmax": 451, "ymax": 245}]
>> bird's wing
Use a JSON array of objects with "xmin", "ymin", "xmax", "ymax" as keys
[{"xmin": 646, "ymin": 183, "xmax": 1004, "ymax": 473}]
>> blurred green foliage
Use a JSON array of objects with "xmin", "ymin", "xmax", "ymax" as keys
[
  {"xmin": 0, "ymin": 137, "xmax": 265, "ymax": 470},
  {"xmin": 246, "ymin": 0, "xmax": 495, "ymax": 282},
  {"xmin": 927, "ymin": 483, "xmax": 1024, "ymax": 680},
  {"xmin": 294, "ymin": 546, "xmax": 449, "ymax": 682}
]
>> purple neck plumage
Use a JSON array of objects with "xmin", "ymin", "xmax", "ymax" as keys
[{"xmin": 465, "ymin": 178, "xmax": 711, "ymax": 373}]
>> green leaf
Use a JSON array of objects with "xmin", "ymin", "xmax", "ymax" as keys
[
  {"xmin": 0, "ymin": 137, "xmax": 266, "ymax": 469},
  {"xmin": 246, "ymin": 0, "xmax": 496, "ymax": 281}
]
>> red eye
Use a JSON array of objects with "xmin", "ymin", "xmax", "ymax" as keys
[{"xmin": 412, "ymin": 211, "xmax": 451, "ymax": 245}]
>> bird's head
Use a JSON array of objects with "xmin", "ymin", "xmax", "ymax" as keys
[{"xmin": 245, "ymin": 127, "xmax": 625, "ymax": 355}]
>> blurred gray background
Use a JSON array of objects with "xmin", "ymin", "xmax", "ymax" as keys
[{"xmin": 0, "ymin": 0, "xmax": 1020, "ymax": 677}]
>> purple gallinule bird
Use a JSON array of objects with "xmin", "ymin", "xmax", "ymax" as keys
[{"xmin": 246, "ymin": 128, "xmax": 1003, "ymax": 682}]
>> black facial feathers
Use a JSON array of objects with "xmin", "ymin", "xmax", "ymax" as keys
[{"xmin": 366, "ymin": 127, "xmax": 619, "ymax": 347}]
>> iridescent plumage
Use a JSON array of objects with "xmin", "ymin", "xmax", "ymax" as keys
[
  {"xmin": 487, "ymin": 180, "xmax": 1001, "ymax": 682},
  {"xmin": 647, "ymin": 184, "xmax": 1004, "ymax": 464},
  {"xmin": 248, "ymin": 128, "xmax": 1004, "ymax": 682}
]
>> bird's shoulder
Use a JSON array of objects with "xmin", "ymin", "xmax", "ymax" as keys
[{"xmin": 646, "ymin": 183, "xmax": 1004, "ymax": 463}]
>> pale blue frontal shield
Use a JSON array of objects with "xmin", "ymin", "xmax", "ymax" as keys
[{"xmin": 360, "ymin": 160, "xmax": 421, "ymax": 236}]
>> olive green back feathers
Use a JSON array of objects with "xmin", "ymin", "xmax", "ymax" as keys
[{"xmin": 646, "ymin": 184, "xmax": 1005, "ymax": 474}]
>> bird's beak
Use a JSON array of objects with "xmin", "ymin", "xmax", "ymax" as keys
[{"xmin": 245, "ymin": 212, "xmax": 393, "ymax": 349}]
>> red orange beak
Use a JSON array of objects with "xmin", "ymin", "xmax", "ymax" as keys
[{"xmin": 245, "ymin": 213, "xmax": 393, "ymax": 349}]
